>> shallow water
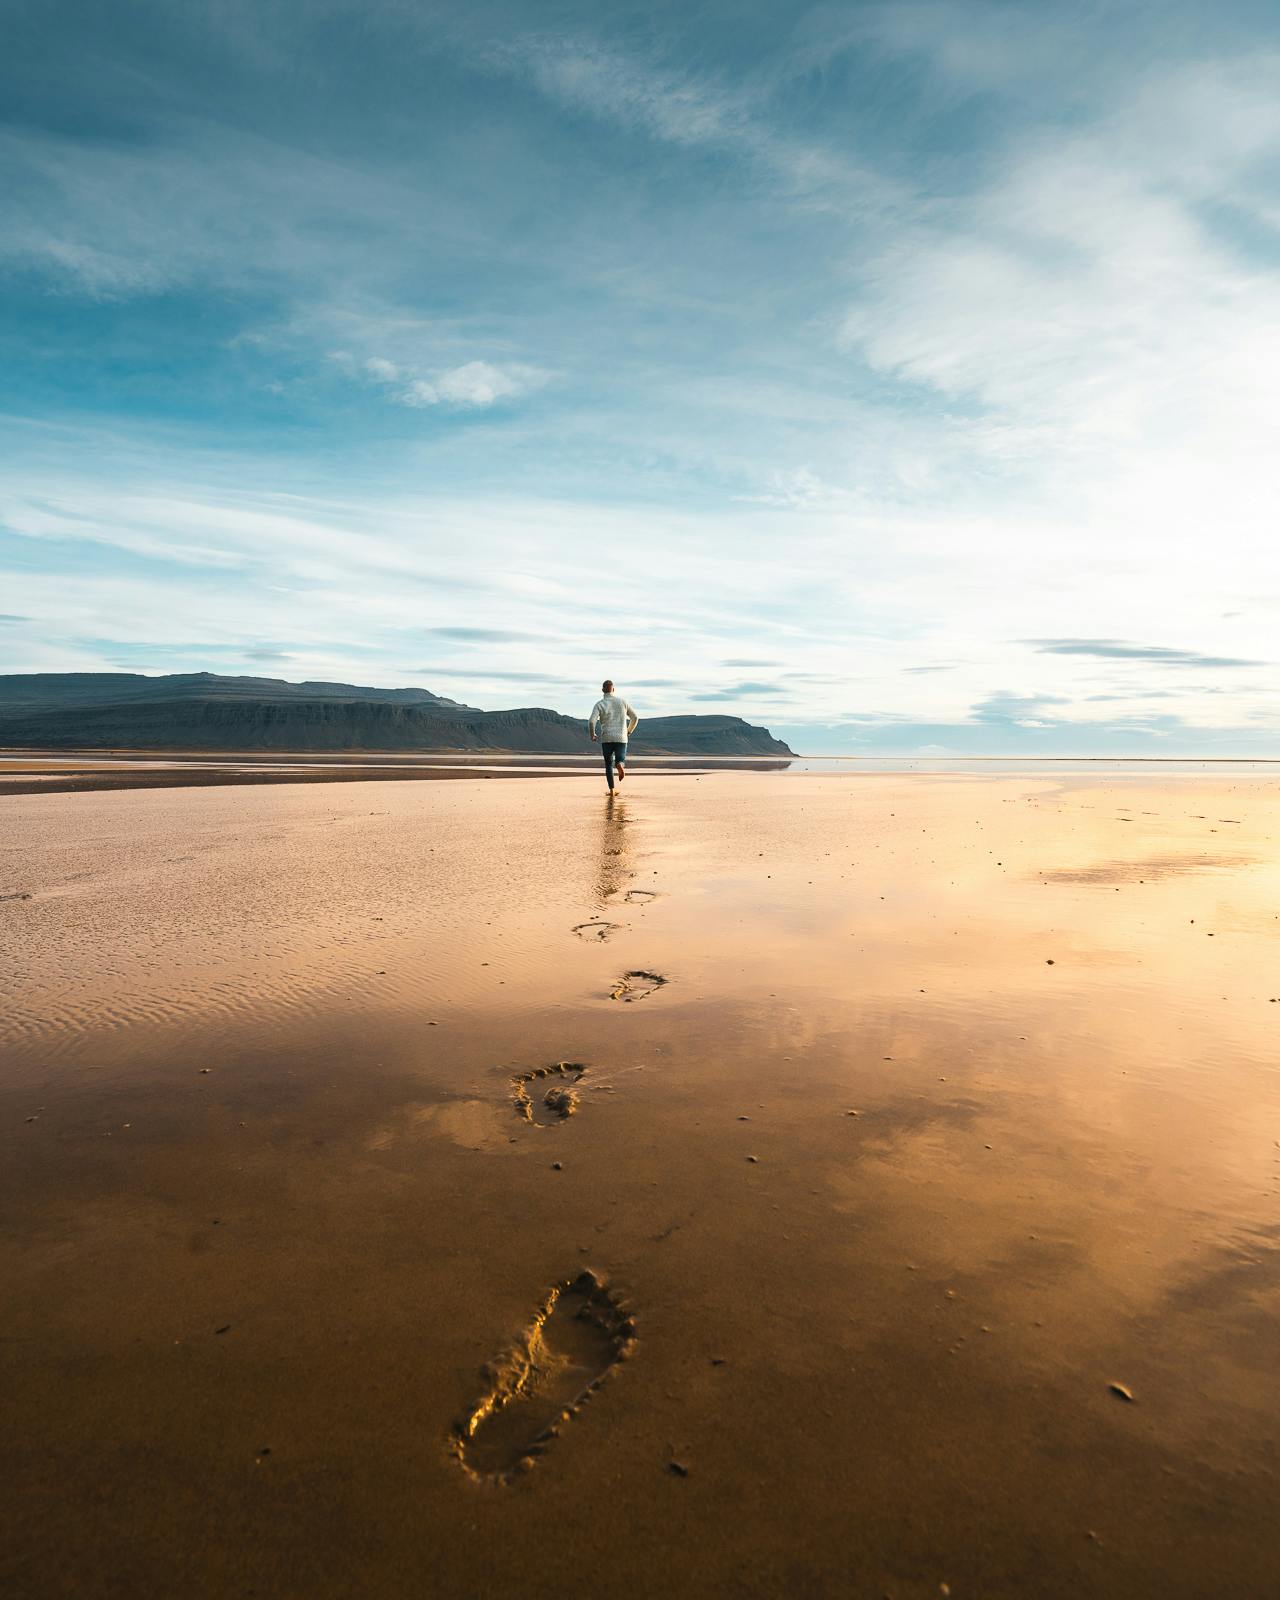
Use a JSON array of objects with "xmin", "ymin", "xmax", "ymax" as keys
[{"xmin": 2, "ymin": 772, "xmax": 1278, "ymax": 1598}]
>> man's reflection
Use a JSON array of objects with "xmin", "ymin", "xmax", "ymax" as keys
[{"xmin": 594, "ymin": 794, "xmax": 631, "ymax": 906}]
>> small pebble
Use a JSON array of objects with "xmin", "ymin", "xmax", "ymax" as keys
[
  {"xmin": 551, "ymin": 1161, "xmax": 563, "ymax": 1171},
  {"xmin": 1109, "ymin": 1382, "xmax": 1135, "ymax": 1402}
]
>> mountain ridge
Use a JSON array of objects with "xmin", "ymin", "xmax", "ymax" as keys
[{"xmin": 0, "ymin": 672, "xmax": 795, "ymax": 756}]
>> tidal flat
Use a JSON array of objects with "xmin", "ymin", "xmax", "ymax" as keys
[{"xmin": 2, "ymin": 771, "xmax": 1278, "ymax": 1598}]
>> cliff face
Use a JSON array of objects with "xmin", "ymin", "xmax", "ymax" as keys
[
  {"xmin": 0, "ymin": 697, "xmax": 588, "ymax": 752},
  {"xmin": 0, "ymin": 673, "xmax": 795, "ymax": 756}
]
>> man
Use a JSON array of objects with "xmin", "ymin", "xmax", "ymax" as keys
[{"xmin": 588, "ymin": 679, "xmax": 639, "ymax": 793}]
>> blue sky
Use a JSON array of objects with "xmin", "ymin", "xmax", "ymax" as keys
[{"xmin": 2, "ymin": 0, "xmax": 1278, "ymax": 753}]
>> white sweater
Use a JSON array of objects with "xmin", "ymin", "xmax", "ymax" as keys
[{"xmin": 589, "ymin": 693, "xmax": 638, "ymax": 742}]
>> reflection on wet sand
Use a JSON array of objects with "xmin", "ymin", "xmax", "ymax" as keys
[
  {"xmin": 594, "ymin": 793, "xmax": 632, "ymax": 905},
  {"xmin": 0, "ymin": 750, "xmax": 796, "ymax": 796},
  {"xmin": 1037, "ymin": 849, "xmax": 1257, "ymax": 883},
  {"xmin": 2, "ymin": 771, "xmax": 1279, "ymax": 1599}
]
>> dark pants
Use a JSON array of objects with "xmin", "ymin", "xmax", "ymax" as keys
[{"xmin": 601, "ymin": 741, "xmax": 627, "ymax": 789}]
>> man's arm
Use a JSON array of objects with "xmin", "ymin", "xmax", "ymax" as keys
[
  {"xmin": 588, "ymin": 700, "xmax": 600, "ymax": 740},
  {"xmin": 625, "ymin": 701, "xmax": 639, "ymax": 737}
]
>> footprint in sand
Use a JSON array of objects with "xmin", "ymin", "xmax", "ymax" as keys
[
  {"xmin": 572, "ymin": 920, "xmax": 621, "ymax": 941},
  {"xmin": 610, "ymin": 971, "xmax": 667, "ymax": 1002},
  {"xmin": 623, "ymin": 889, "xmax": 658, "ymax": 904},
  {"xmin": 512, "ymin": 1063, "xmax": 587, "ymax": 1124},
  {"xmin": 451, "ymin": 1271, "xmax": 636, "ymax": 1482}
]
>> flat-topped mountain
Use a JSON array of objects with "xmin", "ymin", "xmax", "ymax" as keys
[
  {"xmin": 0, "ymin": 671, "xmax": 473, "ymax": 711},
  {"xmin": 0, "ymin": 672, "xmax": 795, "ymax": 756}
]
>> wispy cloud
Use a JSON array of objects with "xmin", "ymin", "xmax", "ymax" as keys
[
  {"xmin": 971, "ymin": 691, "xmax": 1071, "ymax": 726},
  {"xmin": 482, "ymin": 32, "xmax": 890, "ymax": 208},
  {"xmin": 330, "ymin": 351, "xmax": 549, "ymax": 410},
  {"xmin": 1029, "ymin": 639, "xmax": 1264, "ymax": 668},
  {"xmin": 411, "ymin": 666, "xmax": 577, "ymax": 685},
  {"xmin": 692, "ymin": 680, "xmax": 788, "ymax": 700},
  {"xmin": 422, "ymin": 626, "xmax": 541, "ymax": 642},
  {"xmin": 841, "ymin": 51, "xmax": 1280, "ymax": 495},
  {"xmin": 0, "ymin": 121, "xmax": 423, "ymax": 298}
]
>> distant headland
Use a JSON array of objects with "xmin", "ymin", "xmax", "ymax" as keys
[{"xmin": 0, "ymin": 672, "xmax": 795, "ymax": 757}]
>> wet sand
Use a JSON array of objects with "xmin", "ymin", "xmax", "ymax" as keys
[
  {"xmin": 0, "ymin": 751, "xmax": 791, "ymax": 797},
  {"xmin": 3, "ymin": 772, "xmax": 1279, "ymax": 1598}
]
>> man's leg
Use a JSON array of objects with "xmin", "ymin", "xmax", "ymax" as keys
[
  {"xmin": 602, "ymin": 740, "xmax": 615, "ymax": 790},
  {"xmin": 615, "ymin": 742, "xmax": 626, "ymax": 785}
]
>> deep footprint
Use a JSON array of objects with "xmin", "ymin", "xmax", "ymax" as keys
[
  {"xmin": 452, "ymin": 1271, "xmax": 636, "ymax": 1482},
  {"xmin": 572, "ymin": 920, "xmax": 621, "ymax": 941},
  {"xmin": 623, "ymin": 889, "xmax": 658, "ymax": 904},
  {"xmin": 512, "ymin": 1063, "xmax": 587, "ymax": 1124},
  {"xmin": 610, "ymin": 970, "xmax": 667, "ymax": 1002}
]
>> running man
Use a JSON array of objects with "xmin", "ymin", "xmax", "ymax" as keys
[{"xmin": 588, "ymin": 679, "xmax": 639, "ymax": 792}]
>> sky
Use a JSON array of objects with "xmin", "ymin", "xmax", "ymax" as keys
[{"xmin": 2, "ymin": 0, "xmax": 1278, "ymax": 754}]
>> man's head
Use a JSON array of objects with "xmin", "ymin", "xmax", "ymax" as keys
[{"xmin": 602, "ymin": 679, "xmax": 614, "ymax": 693}]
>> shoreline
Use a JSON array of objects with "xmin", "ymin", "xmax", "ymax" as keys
[
  {"xmin": 0, "ymin": 750, "xmax": 784, "ymax": 797},
  {"xmin": 2, "ymin": 747, "xmax": 1277, "ymax": 799}
]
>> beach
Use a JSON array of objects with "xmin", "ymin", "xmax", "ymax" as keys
[{"xmin": 3, "ymin": 768, "xmax": 1279, "ymax": 1598}]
